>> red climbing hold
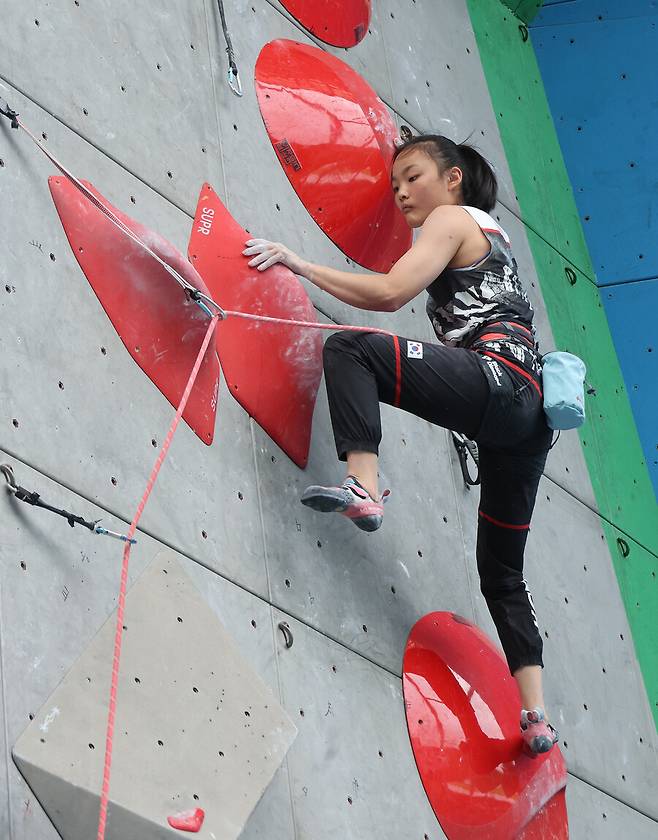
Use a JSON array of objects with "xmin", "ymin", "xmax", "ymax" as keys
[
  {"xmin": 403, "ymin": 612, "xmax": 569, "ymax": 840},
  {"xmin": 188, "ymin": 184, "xmax": 323, "ymax": 469},
  {"xmin": 278, "ymin": 0, "xmax": 371, "ymax": 48},
  {"xmin": 167, "ymin": 807, "xmax": 205, "ymax": 832},
  {"xmin": 49, "ymin": 178, "xmax": 220, "ymax": 445},
  {"xmin": 255, "ymin": 39, "xmax": 411, "ymax": 272}
]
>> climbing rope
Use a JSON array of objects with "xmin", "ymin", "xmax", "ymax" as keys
[
  {"xmin": 96, "ymin": 315, "xmax": 219, "ymax": 840},
  {"xmin": 0, "ymin": 101, "xmax": 409, "ymax": 838},
  {"xmin": 0, "ymin": 464, "xmax": 136, "ymax": 544},
  {"xmin": 216, "ymin": 0, "xmax": 242, "ymax": 96},
  {"xmin": 0, "ymin": 100, "xmax": 398, "ymax": 340}
]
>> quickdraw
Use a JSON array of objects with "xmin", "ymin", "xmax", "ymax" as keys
[
  {"xmin": 1, "ymin": 464, "xmax": 136, "ymax": 544},
  {"xmin": 451, "ymin": 432, "xmax": 480, "ymax": 488},
  {"xmin": 216, "ymin": 0, "xmax": 242, "ymax": 96}
]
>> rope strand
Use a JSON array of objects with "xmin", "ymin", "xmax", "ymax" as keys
[{"xmin": 96, "ymin": 316, "xmax": 219, "ymax": 840}]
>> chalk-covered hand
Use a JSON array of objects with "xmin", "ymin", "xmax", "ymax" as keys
[{"xmin": 243, "ymin": 239, "xmax": 309, "ymax": 276}]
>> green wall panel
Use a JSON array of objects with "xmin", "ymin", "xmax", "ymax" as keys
[
  {"xmin": 468, "ymin": 0, "xmax": 658, "ymax": 728},
  {"xmin": 602, "ymin": 520, "xmax": 658, "ymax": 722},
  {"xmin": 500, "ymin": 1, "xmax": 544, "ymax": 25},
  {"xmin": 472, "ymin": 1, "xmax": 592, "ymax": 279}
]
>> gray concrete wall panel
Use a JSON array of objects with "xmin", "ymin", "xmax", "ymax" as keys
[
  {"xmin": 0, "ymin": 637, "xmax": 9, "ymax": 840},
  {"xmin": 272, "ymin": 608, "xmax": 447, "ymax": 840},
  {"xmin": 0, "ymin": 456, "xmax": 294, "ymax": 839},
  {"xmin": 12, "ymin": 552, "xmax": 296, "ymax": 840},
  {"xmin": 256, "ymin": 395, "xmax": 476, "ymax": 675},
  {"xmin": 2, "ymin": 0, "xmax": 656, "ymax": 836},
  {"xmin": 0, "ymin": 86, "xmax": 269, "ymax": 598},
  {"xmin": 374, "ymin": 0, "xmax": 520, "ymax": 213},
  {"xmin": 566, "ymin": 774, "xmax": 658, "ymax": 839},
  {"xmin": 206, "ymin": 1, "xmax": 434, "ymax": 344},
  {"xmin": 448, "ymin": 453, "xmax": 658, "ymax": 817},
  {"xmin": 0, "ymin": 0, "xmax": 224, "ymax": 216},
  {"xmin": 266, "ymin": 0, "xmax": 394, "ymax": 107}
]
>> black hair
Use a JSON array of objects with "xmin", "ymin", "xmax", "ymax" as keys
[{"xmin": 392, "ymin": 134, "xmax": 498, "ymax": 213}]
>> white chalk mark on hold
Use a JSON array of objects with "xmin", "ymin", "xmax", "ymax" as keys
[
  {"xmin": 398, "ymin": 561, "xmax": 410, "ymax": 578},
  {"xmin": 39, "ymin": 707, "xmax": 60, "ymax": 733}
]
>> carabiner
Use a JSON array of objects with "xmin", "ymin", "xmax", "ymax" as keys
[
  {"xmin": 0, "ymin": 463, "xmax": 17, "ymax": 492},
  {"xmin": 228, "ymin": 65, "xmax": 243, "ymax": 97}
]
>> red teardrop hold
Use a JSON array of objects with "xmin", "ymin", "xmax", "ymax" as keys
[
  {"xmin": 403, "ymin": 612, "xmax": 569, "ymax": 839},
  {"xmin": 255, "ymin": 39, "xmax": 412, "ymax": 272},
  {"xmin": 278, "ymin": 0, "xmax": 371, "ymax": 48},
  {"xmin": 188, "ymin": 183, "xmax": 323, "ymax": 469},
  {"xmin": 49, "ymin": 177, "xmax": 220, "ymax": 445},
  {"xmin": 167, "ymin": 807, "xmax": 205, "ymax": 832}
]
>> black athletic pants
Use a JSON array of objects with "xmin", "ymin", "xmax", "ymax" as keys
[{"xmin": 323, "ymin": 331, "xmax": 553, "ymax": 675}]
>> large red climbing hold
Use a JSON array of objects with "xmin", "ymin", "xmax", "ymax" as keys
[
  {"xmin": 278, "ymin": 0, "xmax": 371, "ymax": 47},
  {"xmin": 49, "ymin": 178, "xmax": 220, "ymax": 445},
  {"xmin": 188, "ymin": 184, "xmax": 323, "ymax": 469},
  {"xmin": 255, "ymin": 39, "xmax": 411, "ymax": 272},
  {"xmin": 403, "ymin": 612, "xmax": 569, "ymax": 840},
  {"xmin": 167, "ymin": 807, "xmax": 205, "ymax": 832}
]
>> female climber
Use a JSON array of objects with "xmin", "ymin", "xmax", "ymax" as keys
[{"xmin": 243, "ymin": 134, "xmax": 558, "ymax": 756}]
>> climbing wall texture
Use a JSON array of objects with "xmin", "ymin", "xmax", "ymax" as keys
[
  {"xmin": 526, "ymin": 0, "xmax": 658, "ymax": 730},
  {"xmin": 0, "ymin": 1, "xmax": 656, "ymax": 839},
  {"xmin": 531, "ymin": 0, "xmax": 658, "ymax": 496}
]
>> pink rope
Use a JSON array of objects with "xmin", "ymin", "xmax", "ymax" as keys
[
  {"xmin": 13, "ymin": 116, "xmax": 403, "ymax": 836},
  {"xmin": 224, "ymin": 309, "xmax": 396, "ymax": 338},
  {"xmin": 16, "ymin": 117, "xmax": 399, "ymax": 342},
  {"xmin": 96, "ymin": 316, "xmax": 219, "ymax": 840}
]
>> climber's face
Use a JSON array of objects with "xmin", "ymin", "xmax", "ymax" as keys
[{"xmin": 391, "ymin": 147, "xmax": 463, "ymax": 228}]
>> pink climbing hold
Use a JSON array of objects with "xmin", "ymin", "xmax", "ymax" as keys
[{"xmin": 167, "ymin": 807, "xmax": 206, "ymax": 832}]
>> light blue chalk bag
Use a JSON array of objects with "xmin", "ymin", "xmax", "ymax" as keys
[{"xmin": 541, "ymin": 351, "xmax": 587, "ymax": 430}]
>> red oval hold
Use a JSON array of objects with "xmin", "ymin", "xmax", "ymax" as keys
[
  {"xmin": 279, "ymin": 0, "xmax": 371, "ymax": 48},
  {"xmin": 255, "ymin": 39, "xmax": 411, "ymax": 272},
  {"xmin": 403, "ymin": 612, "xmax": 569, "ymax": 839}
]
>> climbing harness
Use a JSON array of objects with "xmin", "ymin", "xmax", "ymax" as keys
[
  {"xmin": 216, "ymin": 0, "xmax": 242, "ymax": 96},
  {"xmin": 450, "ymin": 432, "xmax": 480, "ymax": 488},
  {"xmin": 0, "ymin": 464, "xmax": 136, "ymax": 544}
]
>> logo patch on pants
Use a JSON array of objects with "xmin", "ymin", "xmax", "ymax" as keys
[{"xmin": 407, "ymin": 341, "xmax": 423, "ymax": 359}]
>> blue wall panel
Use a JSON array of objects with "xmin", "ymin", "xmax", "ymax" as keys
[
  {"xmin": 602, "ymin": 279, "xmax": 658, "ymax": 498},
  {"xmin": 537, "ymin": 1, "xmax": 658, "ymax": 25},
  {"xmin": 532, "ymin": 0, "xmax": 658, "ymax": 500},
  {"xmin": 531, "ymin": 2, "xmax": 658, "ymax": 286}
]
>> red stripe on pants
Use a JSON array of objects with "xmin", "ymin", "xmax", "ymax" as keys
[
  {"xmin": 393, "ymin": 336, "xmax": 401, "ymax": 407},
  {"xmin": 479, "ymin": 509, "xmax": 530, "ymax": 530},
  {"xmin": 481, "ymin": 350, "xmax": 543, "ymax": 397}
]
